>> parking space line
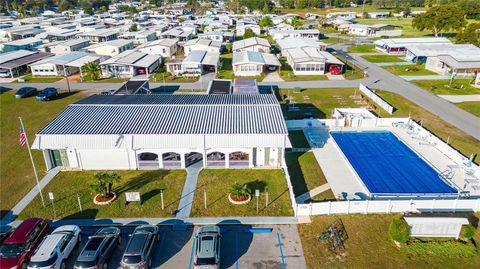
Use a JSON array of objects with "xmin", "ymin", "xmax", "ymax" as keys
[
  {"xmin": 188, "ymin": 236, "xmax": 196, "ymax": 269},
  {"xmin": 235, "ymin": 232, "xmax": 239, "ymax": 269},
  {"xmin": 276, "ymin": 231, "xmax": 287, "ymax": 269}
]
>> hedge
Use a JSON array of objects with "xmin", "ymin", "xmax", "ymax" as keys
[
  {"xmin": 389, "ymin": 218, "xmax": 410, "ymax": 243},
  {"xmin": 401, "ymin": 239, "xmax": 477, "ymax": 258}
]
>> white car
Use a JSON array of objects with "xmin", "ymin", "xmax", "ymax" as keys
[
  {"xmin": 0, "ymin": 70, "xmax": 11, "ymax": 78},
  {"xmin": 27, "ymin": 225, "xmax": 82, "ymax": 269}
]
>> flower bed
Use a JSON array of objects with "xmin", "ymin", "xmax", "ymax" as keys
[
  {"xmin": 93, "ymin": 193, "xmax": 117, "ymax": 205},
  {"xmin": 228, "ymin": 193, "xmax": 251, "ymax": 205}
]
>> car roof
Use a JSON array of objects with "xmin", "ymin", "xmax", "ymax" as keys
[
  {"xmin": 77, "ymin": 236, "xmax": 107, "ymax": 260},
  {"xmin": 30, "ymin": 234, "xmax": 65, "ymax": 262},
  {"xmin": 3, "ymin": 218, "xmax": 43, "ymax": 244},
  {"xmin": 196, "ymin": 233, "xmax": 217, "ymax": 259},
  {"xmin": 125, "ymin": 233, "xmax": 149, "ymax": 254},
  {"xmin": 52, "ymin": 225, "xmax": 77, "ymax": 234}
]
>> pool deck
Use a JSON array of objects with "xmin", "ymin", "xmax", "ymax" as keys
[{"xmin": 303, "ymin": 125, "xmax": 480, "ymax": 199}]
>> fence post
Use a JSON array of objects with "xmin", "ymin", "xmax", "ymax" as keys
[
  {"xmin": 453, "ymin": 198, "xmax": 458, "ymax": 213},
  {"xmin": 387, "ymin": 200, "xmax": 391, "ymax": 213},
  {"xmin": 409, "ymin": 199, "xmax": 413, "ymax": 212},
  {"xmin": 309, "ymin": 202, "xmax": 313, "ymax": 216},
  {"xmin": 431, "ymin": 199, "xmax": 435, "ymax": 213},
  {"xmin": 346, "ymin": 200, "xmax": 350, "ymax": 214},
  {"xmin": 364, "ymin": 200, "xmax": 369, "ymax": 214},
  {"xmin": 327, "ymin": 201, "xmax": 331, "ymax": 215}
]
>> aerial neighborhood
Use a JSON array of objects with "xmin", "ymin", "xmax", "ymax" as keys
[{"xmin": 0, "ymin": 0, "xmax": 480, "ymax": 268}]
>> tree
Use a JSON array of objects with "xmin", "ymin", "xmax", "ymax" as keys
[
  {"xmin": 243, "ymin": 28, "xmax": 256, "ymax": 39},
  {"xmin": 259, "ymin": 16, "xmax": 273, "ymax": 28},
  {"xmin": 455, "ymin": 22, "xmax": 480, "ymax": 46},
  {"xmin": 90, "ymin": 172, "xmax": 120, "ymax": 198},
  {"xmin": 82, "ymin": 61, "xmax": 101, "ymax": 81},
  {"xmin": 228, "ymin": 182, "xmax": 250, "ymax": 199},
  {"xmin": 225, "ymin": 42, "xmax": 232, "ymax": 53},
  {"xmin": 129, "ymin": 22, "xmax": 138, "ymax": 32},
  {"xmin": 57, "ymin": 0, "xmax": 69, "ymax": 12},
  {"xmin": 412, "ymin": 4, "xmax": 466, "ymax": 37},
  {"xmin": 289, "ymin": 16, "xmax": 302, "ymax": 28}
]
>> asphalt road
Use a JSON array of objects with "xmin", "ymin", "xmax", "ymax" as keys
[{"xmin": 2, "ymin": 44, "xmax": 479, "ymax": 140}]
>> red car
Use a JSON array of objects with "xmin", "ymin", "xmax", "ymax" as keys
[
  {"xmin": 329, "ymin": 65, "xmax": 343, "ymax": 75},
  {"xmin": 0, "ymin": 218, "xmax": 50, "ymax": 269}
]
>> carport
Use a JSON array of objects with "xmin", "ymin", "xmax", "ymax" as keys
[
  {"xmin": 63, "ymin": 54, "xmax": 105, "ymax": 81},
  {"xmin": 0, "ymin": 50, "xmax": 52, "ymax": 78}
]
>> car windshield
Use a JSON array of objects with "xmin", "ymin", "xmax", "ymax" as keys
[
  {"xmin": 123, "ymin": 255, "xmax": 142, "ymax": 264},
  {"xmin": 195, "ymin": 257, "xmax": 216, "ymax": 265},
  {"xmin": 0, "ymin": 243, "xmax": 23, "ymax": 258},
  {"xmin": 74, "ymin": 259, "xmax": 97, "ymax": 268}
]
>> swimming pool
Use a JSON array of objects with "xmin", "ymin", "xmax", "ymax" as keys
[{"xmin": 331, "ymin": 131, "xmax": 457, "ymax": 196}]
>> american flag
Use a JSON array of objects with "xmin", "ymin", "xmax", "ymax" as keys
[{"xmin": 19, "ymin": 124, "xmax": 27, "ymax": 146}]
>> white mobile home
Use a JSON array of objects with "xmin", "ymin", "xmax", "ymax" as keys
[
  {"xmin": 374, "ymin": 37, "xmax": 452, "ymax": 54},
  {"xmin": 232, "ymin": 51, "xmax": 280, "ymax": 77},
  {"xmin": 165, "ymin": 50, "xmax": 220, "ymax": 77},
  {"xmin": 232, "ymin": 37, "xmax": 271, "ymax": 53},
  {"xmin": 348, "ymin": 24, "xmax": 402, "ymax": 37},
  {"xmin": 137, "ymin": 38, "xmax": 178, "ymax": 58},
  {"xmin": 83, "ymin": 39, "xmax": 134, "ymax": 57},
  {"xmin": 183, "ymin": 38, "xmax": 222, "ymax": 56},
  {"xmin": 285, "ymin": 47, "xmax": 344, "ymax": 75},
  {"xmin": 270, "ymin": 29, "xmax": 320, "ymax": 40},
  {"xmin": 100, "ymin": 50, "xmax": 161, "ymax": 78}
]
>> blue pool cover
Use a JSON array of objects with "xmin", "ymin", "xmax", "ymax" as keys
[{"xmin": 331, "ymin": 131, "xmax": 457, "ymax": 195}]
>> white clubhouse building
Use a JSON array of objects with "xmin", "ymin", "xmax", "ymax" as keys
[{"xmin": 33, "ymin": 93, "xmax": 289, "ymax": 170}]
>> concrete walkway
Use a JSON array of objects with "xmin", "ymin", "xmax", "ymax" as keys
[
  {"xmin": 296, "ymin": 183, "xmax": 331, "ymax": 203},
  {"xmin": 6, "ymin": 216, "xmax": 303, "ymax": 228},
  {"xmin": 262, "ymin": 72, "xmax": 284, "ymax": 82},
  {"xmin": 175, "ymin": 162, "xmax": 203, "ymax": 219},
  {"xmin": 376, "ymin": 61, "xmax": 412, "ymax": 66},
  {"xmin": 1, "ymin": 167, "xmax": 61, "ymax": 223},
  {"xmin": 439, "ymin": 94, "xmax": 480, "ymax": 103}
]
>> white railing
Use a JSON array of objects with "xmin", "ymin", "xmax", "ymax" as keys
[
  {"xmin": 359, "ymin": 83, "xmax": 395, "ymax": 114},
  {"xmin": 296, "ymin": 199, "xmax": 480, "ymax": 216},
  {"xmin": 282, "ymin": 167, "xmax": 298, "ymax": 216}
]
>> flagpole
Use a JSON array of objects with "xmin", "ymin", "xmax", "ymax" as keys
[{"xmin": 19, "ymin": 117, "xmax": 45, "ymax": 207}]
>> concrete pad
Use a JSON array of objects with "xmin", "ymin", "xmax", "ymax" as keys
[{"xmin": 438, "ymin": 94, "xmax": 480, "ymax": 103}]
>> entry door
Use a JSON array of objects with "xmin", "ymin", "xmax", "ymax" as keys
[{"xmin": 51, "ymin": 150, "xmax": 63, "ymax": 167}]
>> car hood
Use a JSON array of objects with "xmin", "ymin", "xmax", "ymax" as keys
[{"xmin": 0, "ymin": 256, "xmax": 19, "ymax": 268}]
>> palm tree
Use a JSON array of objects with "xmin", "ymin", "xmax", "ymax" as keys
[
  {"xmin": 228, "ymin": 182, "xmax": 250, "ymax": 199},
  {"xmin": 82, "ymin": 61, "xmax": 102, "ymax": 81},
  {"xmin": 90, "ymin": 172, "xmax": 120, "ymax": 198}
]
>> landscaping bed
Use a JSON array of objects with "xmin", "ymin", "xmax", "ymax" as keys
[
  {"xmin": 18, "ymin": 170, "xmax": 186, "ymax": 219},
  {"xmin": 190, "ymin": 169, "xmax": 293, "ymax": 217}
]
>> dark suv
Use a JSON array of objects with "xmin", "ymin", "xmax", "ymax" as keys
[
  {"xmin": 120, "ymin": 225, "xmax": 159, "ymax": 269},
  {"xmin": 0, "ymin": 218, "xmax": 50, "ymax": 269},
  {"xmin": 74, "ymin": 227, "xmax": 121, "ymax": 269}
]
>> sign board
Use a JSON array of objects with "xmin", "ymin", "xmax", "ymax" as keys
[
  {"xmin": 48, "ymin": 192, "xmax": 54, "ymax": 200},
  {"xmin": 125, "ymin": 192, "xmax": 141, "ymax": 204},
  {"xmin": 404, "ymin": 217, "xmax": 468, "ymax": 239},
  {"xmin": 255, "ymin": 189, "xmax": 260, "ymax": 197}
]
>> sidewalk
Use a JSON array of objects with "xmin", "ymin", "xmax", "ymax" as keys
[
  {"xmin": 175, "ymin": 162, "xmax": 203, "ymax": 219},
  {"xmin": 6, "ymin": 216, "xmax": 303, "ymax": 228},
  {"xmin": 1, "ymin": 167, "xmax": 61, "ymax": 223},
  {"xmin": 438, "ymin": 94, "xmax": 480, "ymax": 103}
]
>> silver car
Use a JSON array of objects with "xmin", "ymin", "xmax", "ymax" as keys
[{"xmin": 193, "ymin": 226, "xmax": 221, "ymax": 269}]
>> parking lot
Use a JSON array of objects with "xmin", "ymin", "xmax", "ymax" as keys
[{"xmin": 64, "ymin": 224, "xmax": 307, "ymax": 269}]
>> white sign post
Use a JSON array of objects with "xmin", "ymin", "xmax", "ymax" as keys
[
  {"xmin": 255, "ymin": 189, "xmax": 260, "ymax": 214},
  {"xmin": 48, "ymin": 192, "xmax": 56, "ymax": 219},
  {"xmin": 160, "ymin": 189, "xmax": 164, "ymax": 210},
  {"xmin": 265, "ymin": 188, "xmax": 269, "ymax": 208},
  {"xmin": 77, "ymin": 193, "xmax": 82, "ymax": 213}
]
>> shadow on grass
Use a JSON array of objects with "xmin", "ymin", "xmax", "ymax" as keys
[
  {"xmin": 246, "ymin": 180, "xmax": 268, "ymax": 193},
  {"xmin": 61, "ymin": 208, "xmax": 99, "ymax": 219},
  {"xmin": 285, "ymin": 152, "xmax": 309, "ymax": 197},
  {"xmin": 259, "ymin": 188, "xmax": 289, "ymax": 213},
  {"xmin": 142, "ymin": 189, "xmax": 160, "ymax": 204},
  {"xmin": 115, "ymin": 170, "xmax": 172, "ymax": 195},
  {"xmin": 56, "ymin": 90, "xmax": 79, "ymax": 99}
]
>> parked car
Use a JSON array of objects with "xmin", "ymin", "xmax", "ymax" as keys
[
  {"xmin": 120, "ymin": 225, "xmax": 159, "ymax": 269},
  {"xmin": 0, "ymin": 226, "xmax": 12, "ymax": 244},
  {"xmin": 36, "ymin": 88, "xmax": 58, "ymax": 101},
  {"xmin": 0, "ymin": 218, "xmax": 50, "ymax": 269},
  {"xmin": 193, "ymin": 226, "xmax": 221, "ymax": 269},
  {"xmin": 15, "ymin": 87, "xmax": 37, "ymax": 98},
  {"xmin": 27, "ymin": 225, "xmax": 81, "ymax": 269},
  {"xmin": 328, "ymin": 65, "xmax": 342, "ymax": 75},
  {"xmin": 0, "ymin": 70, "xmax": 11, "ymax": 78},
  {"xmin": 74, "ymin": 227, "xmax": 121, "ymax": 269}
]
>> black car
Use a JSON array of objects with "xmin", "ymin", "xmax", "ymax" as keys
[
  {"xmin": 0, "ymin": 225, "xmax": 12, "ymax": 244},
  {"xmin": 15, "ymin": 87, "xmax": 37, "ymax": 98},
  {"xmin": 74, "ymin": 227, "xmax": 121, "ymax": 269},
  {"xmin": 36, "ymin": 87, "xmax": 58, "ymax": 101},
  {"xmin": 120, "ymin": 225, "xmax": 159, "ymax": 269}
]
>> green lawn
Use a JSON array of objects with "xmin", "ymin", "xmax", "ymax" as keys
[
  {"xmin": 306, "ymin": 189, "xmax": 336, "ymax": 202},
  {"xmin": 16, "ymin": 74, "xmax": 62, "ymax": 83},
  {"xmin": 377, "ymin": 90, "xmax": 480, "ymax": 163},
  {"xmin": 19, "ymin": 170, "xmax": 186, "ymax": 219},
  {"xmin": 412, "ymin": 79, "xmax": 480, "ymax": 95},
  {"xmin": 361, "ymin": 55, "xmax": 405, "ymax": 63},
  {"xmin": 288, "ymin": 130, "xmax": 310, "ymax": 148},
  {"xmin": 278, "ymin": 88, "xmax": 385, "ymax": 119},
  {"xmin": 0, "ymin": 90, "xmax": 95, "ymax": 218},
  {"xmin": 298, "ymin": 214, "xmax": 480, "ymax": 269},
  {"xmin": 347, "ymin": 44, "xmax": 376, "ymax": 53},
  {"xmin": 383, "ymin": 65, "xmax": 437, "ymax": 76},
  {"xmin": 456, "ymin": 101, "xmax": 480, "ymax": 117},
  {"xmin": 82, "ymin": 76, "xmax": 128, "ymax": 83},
  {"xmin": 190, "ymin": 169, "xmax": 293, "ymax": 217},
  {"xmin": 285, "ymin": 152, "xmax": 328, "ymax": 197},
  {"xmin": 149, "ymin": 70, "xmax": 198, "ymax": 83}
]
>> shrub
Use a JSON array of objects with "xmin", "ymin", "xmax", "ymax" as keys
[
  {"xmin": 402, "ymin": 239, "xmax": 477, "ymax": 257},
  {"xmin": 460, "ymin": 224, "xmax": 476, "ymax": 240},
  {"xmin": 389, "ymin": 218, "xmax": 411, "ymax": 243},
  {"xmin": 228, "ymin": 182, "xmax": 250, "ymax": 199}
]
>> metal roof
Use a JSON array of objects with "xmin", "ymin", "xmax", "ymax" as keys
[
  {"xmin": 0, "ymin": 50, "xmax": 36, "ymax": 64},
  {"xmin": 233, "ymin": 51, "xmax": 280, "ymax": 66},
  {"xmin": 38, "ymin": 94, "xmax": 287, "ymax": 135},
  {"xmin": 232, "ymin": 37, "xmax": 270, "ymax": 51},
  {"xmin": 30, "ymin": 51, "xmax": 88, "ymax": 66},
  {"xmin": 0, "ymin": 51, "xmax": 52, "ymax": 69},
  {"xmin": 374, "ymin": 37, "xmax": 452, "ymax": 48}
]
